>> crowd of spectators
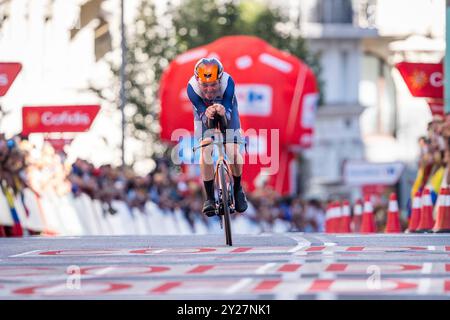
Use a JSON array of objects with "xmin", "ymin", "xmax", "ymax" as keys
[
  {"xmin": 413, "ymin": 114, "xmax": 450, "ymax": 198},
  {"xmin": 0, "ymin": 134, "xmax": 326, "ymax": 233},
  {"xmin": 3, "ymin": 115, "xmax": 450, "ymax": 236}
]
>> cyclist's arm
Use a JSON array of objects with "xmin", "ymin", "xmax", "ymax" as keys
[
  {"xmin": 187, "ymin": 84, "xmax": 208, "ymax": 126},
  {"xmin": 221, "ymin": 76, "xmax": 235, "ymax": 122}
]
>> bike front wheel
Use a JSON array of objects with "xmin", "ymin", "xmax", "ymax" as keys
[{"xmin": 219, "ymin": 163, "xmax": 233, "ymax": 246}]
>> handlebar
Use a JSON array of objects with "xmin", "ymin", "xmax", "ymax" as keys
[{"xmin": 192, "ymin": 136, "xmax": 249, "ymax": 154}]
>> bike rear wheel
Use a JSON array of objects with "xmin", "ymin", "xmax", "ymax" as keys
[{"xmin": 219, "ymin": 163, "xmax": 233, "ymax": 246}]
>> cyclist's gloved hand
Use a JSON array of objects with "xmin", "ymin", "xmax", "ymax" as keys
[
  {"xmin": 205, "ymin": 106, "xmax": 216, "ymax": 120},
  {"xmin": 213, "ymin": 104, "xmax": 226, "ymax": 117}
]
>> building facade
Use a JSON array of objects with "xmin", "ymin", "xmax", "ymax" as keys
[{"xmin": 290, "ymin": 0, "xmax": 445, "ymax": 203}]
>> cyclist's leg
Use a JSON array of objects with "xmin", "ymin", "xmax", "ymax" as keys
[
  {"xmin": 223, "ymin": 116, "xmax": 244, "ymax": 176},
  {"xmin": 223, "ymin": 120, "xmax": 247, "ymax": 213},
  {"xmin": 224, "ymin": 141, "xmax": 243, "ymax": 176},
  {"xmin": 200, "ymin": 137, "xmax": 214, "ymax": 181},
  {"xmin": 198, "ymin": 119, "xmax": 217, "ymax": 216}
]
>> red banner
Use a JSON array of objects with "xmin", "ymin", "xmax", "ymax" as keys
[
  {"xmin": 44, "ymin": 138, "xmax": 74, "ymax": 152},
  {"xmin": 160, "ymin": 35, "xmax": 318, "ymax": 147},
  {"xmin": 159, "ymin": 36, "xmax": 319, "ymax": 195},
  {"xmin": 0, "ymin": 63, "xmax": 22, "ymax": 97},
  {"xmin": 395, "ymin": 62, "xmax": 443, "ymax": 99},
  {"xmin": 22, "ymin": 105, "xmax": 100, "ymax": 134},
  {"xmin": 427, "ymin": 99, "xmax": 444, "ymax": 117}
]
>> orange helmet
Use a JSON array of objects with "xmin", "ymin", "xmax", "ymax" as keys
[{"xmin": 194, "ymin": 58, "xmax": 223, "ymax": 83}]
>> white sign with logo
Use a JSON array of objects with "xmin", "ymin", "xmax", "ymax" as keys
[
  {"xmin": 235, "ymin": 84, "xmax": 272, "ymax": 116},
  {"xmin": 343, "ymin": 161, "xmax": 405, "ymax": 186},
  {"xmin": 301, "ymin": 93, "xmax": 319, "ymax": 129}
]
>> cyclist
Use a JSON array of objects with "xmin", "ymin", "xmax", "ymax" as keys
[{"xmin": 187, "ymin": 57, "xmax": 248, "ymax": 217}]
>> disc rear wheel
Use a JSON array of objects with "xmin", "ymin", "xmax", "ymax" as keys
[{"xmin": 219, "ymin": 163, "xmax": 232, "ymax": 246}]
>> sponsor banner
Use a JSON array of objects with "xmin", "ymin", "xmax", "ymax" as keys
[
  {"xmin": 0, "ymin": 62, "xmax": 22, "ymax": 96},
  {"xmin": 22, "ymin": 105, "xmax": 100, "ymax": 134},
  {"xmin": 427, "ymin": 99, "xmax": 444, "ymax": 116},
  {"xmin": 235, "ymin": 84, "xmax": 273, "ymax": 116},
  {"xmin": 343, "ymin": 161, "xmax": 405, "ymax": 186},
  {"xmin": 395, "ymin": 62, "xmax": 443, "ymax": 99},
  {"xmin": 44, "ymin": 138, "xmax": 74, "ymax": 152}
]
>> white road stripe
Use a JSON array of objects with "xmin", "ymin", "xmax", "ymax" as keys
[
  {"xmin": 421, "ymin": 263, "xmax": 433, "ymax": 274},
  {"xmin": 288, "ymin": 244, "xmax": 306, "ymax": 253},
  {"xmin": 45, "ymin": 284, "xmax": 71, "ymax": 294},
  {"xmin": 322, "ymin": 257, "xmax": 336, "ymax": 264},
  {"xmin": 94, "ymin": 267, "xmax": 116, "ymax": 276},
  {"xmin": 318, "ymin": 273, "xmax": 337, "ymax": 280},
  {"xmin": 255, "ymin": 263, "xmax": 276, "ymax": 275},
  {"xmin": 225, "ymin": 278, "xmax": 253, "ymax": 294},
  {"xmin": 10, "ymin": 249, "xmax": 41, "ymax": 257},
  {"xmin": 323, "ymin": 250, "xmax": 334, "ymax": 256},
  {"xmin": 417, "ymin": 279, "xmax": 432, "ymax": 295},
  {"xmin": 417, "ymin": 263, "xmax": 433, "ymax": 295}
]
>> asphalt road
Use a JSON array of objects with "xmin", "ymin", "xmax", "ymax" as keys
[{"xmin": 0, "ymin": 233, "xmax": 449, "ymax": 299}]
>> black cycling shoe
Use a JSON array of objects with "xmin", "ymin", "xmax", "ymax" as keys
[
  {"xmin": 234, "ymin": 187, "xmax": 248, "ymax": 213},
  {"xmin": 202, "ymin": 199, "xmax": 217, "ymax": 217}
]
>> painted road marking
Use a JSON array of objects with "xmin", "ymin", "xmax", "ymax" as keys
[
  {"xmin": 421, "ymin": 263, "xmax": 433, "ymax": 274},
  {"xmin": 1, "ymin": 262, "xmax": 447, "ymax": 281},
  {"xmin": 225, "ymin": 278, "xmax": 253, "ymax": 294},
  {"xmin": 278, "ymin": 264, "xmax": 302, "ymax": 273},
  {"xmin": 44, "ymin": 284, "xmax": 70, "ymax": 295},
  {"xmin": 93, "ymin": 267, "xmax": 117, "ymax": 276},
  {"xmin": 253, "ymin": 280, "xmax": 282, "ymax": 292},
  {"xmin": 11, "ymin": 282, "xmax": 132, "ymax": 296},
  {"xmin": 230, "ymin": 247, "xmax": 252, "ymax": 253},
  {"xmin": 10, "ymin": 250, "xmax": 41, "ymax": 258},
  {"xmin": 417, "ymin": 263, "xmax": 433, "ymax": 295},
  {"xmin": 255, "ymin": 263, "xmax": 277, "ymax": 275},
  {"xmin": 308, "ymin": 279, "xmax": 333, "ymax": 292},
  {"xmin": 10, "ymin": 246, "xmax": 299, "ymax": 257},
  {"xmin": 11, "ymin": 245, "xmax": 450, "ymax": 258},
  {"xmin": 1, "ymin": 278, "xmax": 449, "ymax": 297},
  {"xmin": 187, "ymin": 265, "xmax": 215, "ymax": 274},
  {"xmin": 150, "ymin": 282, "xmax": 181, "ymax": 294},
  {"xmin": 288, "ymin": 244, "xmax": 307, "ymax": 253}
]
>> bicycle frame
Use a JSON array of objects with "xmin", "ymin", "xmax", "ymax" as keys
[{"xmin": 192, "ymin": 129, "xmax": 247, "ymax": 246}]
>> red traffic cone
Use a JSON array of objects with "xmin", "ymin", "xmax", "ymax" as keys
[
  {"xmin": 433, "ymin": 187, "xmax": 450, "ymax": 233},
  {"xmin": 361, "ymin": 195, "xmax": 376, "ymax": 233},
  {"xmin": 333, "ymin": 201, "xmax": 343, "ymax": 233},
  {"xmin": 327, "ymin": 202, "xmax": 337, "ymax": 233},
  {"xmin": 408, "ymin": 191, "xmax": 422, "ymax": 233},
  {"xmin": 352, "ymin": 199, "xmax": 363, "ymax": 232},
  {"xmin": 416, "ymin": 188, "xmax": 435, "ymax": 233},
  {"xmin": 385, "ymin": 193, "xmax": 401, "ymax": 233},
  {"xmin": 325, "ymin": 203, "xmax": 332, "ymax": 233},
  {"xmin": 340, "ymin": 200, "xmax": 352, "ymax": 233}
]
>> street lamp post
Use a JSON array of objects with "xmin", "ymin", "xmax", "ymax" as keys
[{"xmin": 120, "ymin": 0, "xmax": 127, "ymax": 166}]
